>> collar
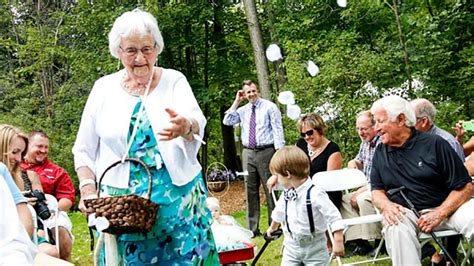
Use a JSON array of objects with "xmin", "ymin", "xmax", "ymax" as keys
[
  {"xmin": 387, "ymin": 128, "xmax": 418, "ymax": 152},
  {"xmin": 369, "ymin": 134, "xmax": 381, "ymax": 148},
  {"xmin": 249, "ymin": 98, "xmax": 262, "ymax": 108},
  {"xmin": 294, "ymin": 178, "xmax": 313, "ymax": 196},
  {"xmin": 24, "ymin": 158, "xmax": 48, "ymax": 168}
]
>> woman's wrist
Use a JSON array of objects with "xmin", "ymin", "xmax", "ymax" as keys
[
  {"xmin": 79, "ymin": 178, "xmax": 96, "ymax": 191},
  {"xmin": 185, "ymin": 119, "xmax": 193, "ymax": 136}
]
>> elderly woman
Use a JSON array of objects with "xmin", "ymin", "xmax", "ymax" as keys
[
  {"xmin": 295, "ymin": 113, "xmax": 343, "ymax": 207},
  {"xmin": 72, "ymin": 9, "xmax": 219, "ymax": 264},
  {"xmin": 0, "ymin": 125, "xmax": 59, "ymax": 258}
]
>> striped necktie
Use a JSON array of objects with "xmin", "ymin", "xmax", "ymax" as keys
[{"xmin": 248, "ymin": 104, "xmax": 257, "ymax": 149}]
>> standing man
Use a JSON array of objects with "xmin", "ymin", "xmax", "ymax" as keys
[
  {"xmin": 21, "ymin": 131, "xmax": 75, "ymax": 261},
  {"xmin": 411, "ymin": 98, "xmax": 465, "ymax": 161},
  {"xmin": 342, "ymin": 110, "xmax": 382, "ymax": 256},
  {"xmin": 370, "ymin": 95, "xmax": 473, "ymax": 265},
  {"xmin": 223, "ymin": 80, "xmax": 285, "ymax": 236}
]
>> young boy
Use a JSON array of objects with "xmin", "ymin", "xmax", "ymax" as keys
[{"xmin": 266, "ymin": 146, "xmax": 345, "ymax": 265}]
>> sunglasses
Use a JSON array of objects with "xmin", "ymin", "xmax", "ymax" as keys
[{"xmin": 300, "ymin": 129, "xmax": 316, "ymax": 138}]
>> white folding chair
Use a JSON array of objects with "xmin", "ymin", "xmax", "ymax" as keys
[
  {"xmin": 26, "ymin": 204, "xmax": 38, "ymax": 245},
  {"xmin": 418, "ymin": 230, "xmax": 472, "ymax": 266},
  {"xmin": 313, "ymin": 169, "xmax": 389, "ymax": 265},
  {"xmin": 39, "ymin": 194, "xmax": 60, "ymax": 253}
]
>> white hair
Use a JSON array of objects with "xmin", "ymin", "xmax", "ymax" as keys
[
  {"xmin": 371, "ymin": 95, "xmax": 416, "ymax": 127},
  {"xmin": 108, "ymin": 9, "xmax": 164, "ymax": 59},
  {"xmin": 410, "ymin": 98, "xmax": 436, "ymax": 125},
  {"xmin": 205, "ymin": 197, "xmax": 220, "ymax": 211}
]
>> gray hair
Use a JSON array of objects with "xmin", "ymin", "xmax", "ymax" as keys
[
  {"xmin": 108, "ymin": 9, "xmax": 164, "ymax": 59},
  {"xmin": 410, "ymin": 98, "xmax": 436, "ymax": 125},
  {"xmin": 356, "ymin": 110, "xmax": 375, "ymax": 126},
  {"xmin": 370, "ymin": 95, "xmax": 416, "ymax": 127}
]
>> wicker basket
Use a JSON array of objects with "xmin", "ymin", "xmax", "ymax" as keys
[
  {"xmin": 207, "ymin": 181, "xmax": 227, "ymax": 193},
  {"xmin": 205, "ymin": 162, "xmax": 231, "ymax": 196},
  {"xmin": 84, "ymin": 158, "xmax": 159, "ymax": 235}
]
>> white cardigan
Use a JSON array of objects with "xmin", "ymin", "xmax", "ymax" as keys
[{"xmin": 72, "ymin": 68, "xmax": 206, "ymax": 188}]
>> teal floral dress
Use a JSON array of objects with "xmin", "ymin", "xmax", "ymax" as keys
[{"xmin": 102, "ymin": 100, "xmax": 219, "ymax": 265}]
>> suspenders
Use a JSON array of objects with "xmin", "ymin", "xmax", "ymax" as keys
[
  {"xmin": 306, "ymin": 184, "xmax": 315, "ymax": 234},
  {"xmin": 284, "ymin": 184, "xmax": 315, "ymax": 235}
]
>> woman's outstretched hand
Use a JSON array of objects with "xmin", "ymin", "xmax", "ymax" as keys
[{"xmin": 158, "ymin": 108, "xmax": 192, "ymax": 141}]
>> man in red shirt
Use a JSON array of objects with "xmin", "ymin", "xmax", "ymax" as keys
[{"xmin": 21, "ymin": 131, "xmax": 75, "ymax": 261}]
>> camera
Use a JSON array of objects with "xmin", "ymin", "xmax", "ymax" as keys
[
  {"xmin": 24, "ymin": 189, "xmax": 51, "ymax": 220},
  {"xmin": 462, "ymin": 120, "xmax": 474, "ymax": 131}
]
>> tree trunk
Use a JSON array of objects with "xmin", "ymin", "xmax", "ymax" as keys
[
  {"xmin": 242, "ymin": 0, "xmax": 272, "ymax": 100},
  {"xmin": 264, "ymin": 2, "xmax": 287, "ymax": 97},
  {"xmin": 386, "ymin": 0, "xmax": 412, "ymax": 91},
  {"xmin": 213, "ymin": 0, "xmax": 239, "ymax": 173},
  {"xmin": 201, "ymin": 19, "xmax": 210, "ymax": 175},
  {"xmin": 220, "ymin": 106, "xmax": 239, "ymax": 172}
]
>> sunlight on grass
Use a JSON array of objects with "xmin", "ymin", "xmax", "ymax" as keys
[
  {"xmin": 71, "ymin": 206, "xmax": 465, "ymax": 265},
  {"xmin": 70, "ymin": 212, "xmax": 94, "ymax": 265},
  {"xmin": 230, "ymin": 206, "xmax": 393, "ymax": 265}
]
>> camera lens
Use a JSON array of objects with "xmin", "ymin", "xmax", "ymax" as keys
[
  {"xmin": 36, "ymin": 203, "xmax": 51, "ymax": 220},
  {"xmin": 30, "ymin": 190, "xmax": 52, "ymax": 220}
]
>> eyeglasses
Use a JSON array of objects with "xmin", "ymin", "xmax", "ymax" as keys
[
  {"xmin": 119, "ymin": 42, "xmax": 157, "ymax": 57},
  {"xmin": 300, "ymin": 129, "xmax": 316, "ymax": 138},
  {"xmin": 356, "ymin": 127, "xmax": 371, "ymax": 132}
]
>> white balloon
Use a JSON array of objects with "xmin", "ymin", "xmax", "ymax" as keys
[
  {"xmin": 278, "ymin": 91, "xmax": 295, "ymax": 105},
  {"xmin": 287, "ymin": 104, "xmax": 301, "ymax": 120},
  {"xmin": 337, "ymin": 0, "xmax": 347, "ymax": 8},
  {"xmin": 307, "ymin": 60, "xmax": 320, "ymax": 77},
  {"xmin": 266, "ymin": 44, "xmax": 283, "ymax": 62}
]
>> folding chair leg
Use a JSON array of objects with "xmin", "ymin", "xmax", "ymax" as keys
[
  {"xmin": 54, "ymin": 215, "xmax": 59, "ymax": 253},
  {"xmin": 372, "ymin": 238, "xmax": 385, "ymax": 263},
  {"xmin": 461, "ymin": 239, "xmax": 472, "ymax": 266}
]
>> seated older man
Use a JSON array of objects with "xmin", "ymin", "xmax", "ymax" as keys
[
  {"xmin": 369, "ymin": 95, "xmax": 473, "ymax": 266},
  {"xmin": 342, "ymin": 110, "xmax": 382, "ymax": 256}
]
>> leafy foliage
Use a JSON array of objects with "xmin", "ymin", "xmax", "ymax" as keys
[{"xmin": 0, "ymin": 1, "xmax": 472, "ymax": 207}]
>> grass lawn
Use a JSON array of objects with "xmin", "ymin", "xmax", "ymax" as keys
[{"xmin": 70, "ymin": 207, "xmax": 467, "ymax": 265}]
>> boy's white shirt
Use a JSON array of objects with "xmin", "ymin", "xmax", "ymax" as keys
[{"xmin": 271, "ymin": 178, "xmax": 344, "ymax": 236}]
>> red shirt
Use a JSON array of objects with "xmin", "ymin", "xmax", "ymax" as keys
[{"xmin": 21, "ymin": 159, "xmax": 75, "ymax": 205}]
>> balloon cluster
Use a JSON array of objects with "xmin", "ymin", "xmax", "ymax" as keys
[{"xmin": 265, "ymin": 1, "xmax": 347, "ymax": 120}]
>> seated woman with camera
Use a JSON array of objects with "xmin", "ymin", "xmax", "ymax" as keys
[{"xmin": 0, "ymin": 124, "xmax": 59, "ymax": 258}]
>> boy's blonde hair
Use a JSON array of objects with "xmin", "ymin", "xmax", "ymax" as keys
[{"xmin": 269, "ymin": 146, "xmax": 310, "ymax": 179}]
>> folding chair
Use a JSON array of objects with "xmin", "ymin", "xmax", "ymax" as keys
[
  {"xmin": 312, "ymin": 168, "xmax": 390, "ymax": 265},
  {"xmin": 26, "ymin": 204, "xmax": 38, "ymax": 245},
  {"xmin": 419, "ymin": 230, "xmax": 472, "ymax": 266},
  {"xmin": 39, "ymin": 194, "xmax": 60, "ymax": 254}
]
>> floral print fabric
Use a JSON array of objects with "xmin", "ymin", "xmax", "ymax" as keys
[{"xmin": 102, "ymin": 100, "xmax": 219, "ymax": 265}]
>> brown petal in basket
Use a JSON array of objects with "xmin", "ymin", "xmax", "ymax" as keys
[{"xmin": 84, "ymin": 158, "xmax": 159, "ymax": 235}]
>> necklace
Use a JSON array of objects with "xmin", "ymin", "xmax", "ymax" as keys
[
  {"xmin": 121, "ymin": 70, "xmax": 154, "ymax": 95},
  {"xmin": 307, "ymin": 144, "xmax": 322, "ymax": 157},
  {"xmin": 308, "ymin": 138, "xmax": 328, "ymax": 157}
]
